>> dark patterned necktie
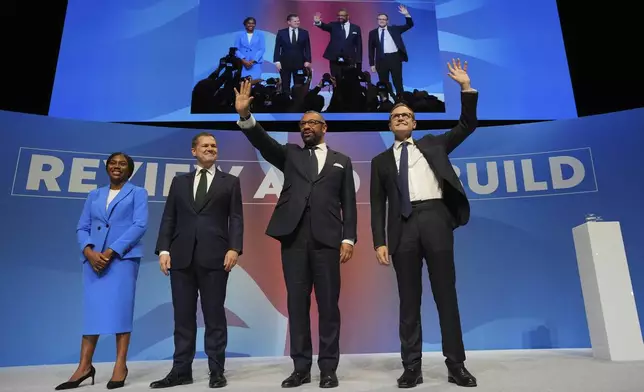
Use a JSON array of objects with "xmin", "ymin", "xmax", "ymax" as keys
[
  {"xmin": 308, "ymin": 146, "xmax": 318, "ymax": 180},
  {"xmin": 291, "ymin": 28, "xmax": 296, "ymax": 44},
  {"xmin": 195, "ymin": 168, "xmax": 208, "ymax": 207},
  {"xmin": 398, "ymin": 142, "xmax": 412, "ymax": 218}
]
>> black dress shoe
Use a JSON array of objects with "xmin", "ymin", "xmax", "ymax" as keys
[
  {"xmin": 281, "ymin": 371, "xmax": 311, "ymax": 388},
  {"xmin": 106, "ymin": 367, "xmax": 128, "ymax": 389},
  {"xmin": 448, "ymin": 365, "xmax": 477, "ymax": 387},
  {"xmin": 149, "ymin": 371, "xmax": 194, "ymax": 388},
  {"xmin": 209, "ymin": 372, "xmax": 227, "ymax": 388},
  {"xmin": 54, "ymin": 366, "xmax": 96, "ymax": 390},
  {"xmin": 397, "ymin": 368, "xmax": 423, "ymax": 388},
  {"xmin": 319, "ymin": 371, "xmax": 338, "ymax": 388}
]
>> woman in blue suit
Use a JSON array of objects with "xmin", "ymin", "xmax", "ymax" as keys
[
  {"xmin": 234, "ymin": 16, "xmax": 266, "ymax": 80},
  {"xmin": 55, "ymin": 152, "xmax": 148, "ymax": 390}
]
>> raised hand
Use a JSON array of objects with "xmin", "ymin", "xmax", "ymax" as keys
[
  {"xmin": 314, "ymin": 12, "xmax": 322, "ymax": 23},
  {"xmin": 234, "ymin": 79, "xmax": 254, "ymax": 117},
  {"xmin": 447, "ymin": 58, "xmax": 471, "ymax": 89},
  {"xmin": 398, "ymin": 4, "xmax": 410, "ymax": 16}
]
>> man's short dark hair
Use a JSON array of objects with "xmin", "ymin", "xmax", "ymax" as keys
[
  {"xmin": 389, "ymin": 103, "xmax": 415, "ymax": 120},
  {"xmin": 377, "ymin": 13, "xmax": 389, "ymax": 19},
  {"xmin": 192, "ymin": 132, "xmax": 216, "ymax": 148},
  {"xmin": 287, "ymin": 13, "xmax": 298, "ymax": 21}
]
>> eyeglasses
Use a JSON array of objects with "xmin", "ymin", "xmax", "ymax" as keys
[
  {"xmin": 390, "ymin": 112, "xmax": 413, "ymax": 120},
  {"xmin": 299, "ymin": 120, "xmax": 325, "ymax": 128}
]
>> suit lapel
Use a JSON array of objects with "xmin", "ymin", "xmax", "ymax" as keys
[
  {"xmin": 386, "ymin": 147, "xmax": 400, "ymax": 193},
  {"xmin": 416, "ymin": 138, "xmax": 436, "ymax": 167},
  {"xmin": 196, "ymin": 170, "xmax": 225, "ymax": 213},
  {"xmin": 298, "ymin": 148, "xmax": 313, "ymax": 181},
  {"xmin": 187, "ymin": 171, "xmax": 197, "ymax": 212},
  {"xmin": 106, "ymin": 182, "xmax": 134, "ymax": 218},
  {"xmin": 97, "ymin": 186, "xmax": 109, "ymax": 220}
]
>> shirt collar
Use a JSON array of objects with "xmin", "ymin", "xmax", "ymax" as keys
[
  {"xmin": 394, "ymin": 137, "xmax": 414, "ymax": 149},
  {"xmin": 196, "ymin": 164, "xmax": 216, "ymax": 175},
  {"xmin": 309, "ymin": 142, "xmax": 328, "ymax": 152}
]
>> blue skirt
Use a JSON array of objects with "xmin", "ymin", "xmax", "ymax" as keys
[
  {"xmin": 82, "ymin": 257, "xmax": 140, "ymax": 335},
  {"xmin": 241, "ymin": 62, "xmax": 262, "ymax": 80}
]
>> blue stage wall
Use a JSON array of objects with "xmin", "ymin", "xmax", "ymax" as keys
[{"xmin": 1, "ymin": 108, "xmax": 643, "ymax": 367}]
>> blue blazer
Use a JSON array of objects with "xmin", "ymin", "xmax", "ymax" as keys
[
  {"xmin": 76, "ymin": 181, "xmax": 149, "ymax": 262},
  {"xmin": 234, "ymin": 30, "xmax": 266, "ymax": 65}
]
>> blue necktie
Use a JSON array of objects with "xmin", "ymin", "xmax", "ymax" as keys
[
  {"xmin": 398, "ymin": 142, "xmax": 412, "ymax": 218},
  {"xmin": 379, "ymin": 28, "xmax": 385, "ymax": 58}
]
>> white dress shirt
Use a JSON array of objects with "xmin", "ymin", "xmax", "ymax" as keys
[
  {"xmin": 342, "ymin": 22, "xmax": 351, "ymax": 38},
  {"xmin": 393, "ymin": 138, "xmax": 443, "ymax": 201},
  {"xmin": 193, "ymin": 164, "xmax": 216, "ymax": 200},
  {"xmin": 246, "ymin": 32, "xmax": 253, "ymax": 44},
  {"xmin": 159, "ymin": 165, "xmax": 216, "ymax": 256},
  {"xmin": 237, "ymin": 114, "xmax": 354, "ymax": 246},
  {"xmin": 379, "ymin": 27, "xmax": 399, "ymax": 54},
  {"xmin": 106, "ymin": 189, "xmax": 120, "ymax": 210}
]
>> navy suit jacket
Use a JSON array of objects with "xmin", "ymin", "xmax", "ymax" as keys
[
  {"xmin": 315, "ymin": 21, "xmax": 363, "ymax": 64},
  {"xmin": 239, "ymin": 117, "xmax": 357, "ymax": 249},
  {"xmin": 273, "ymin": 27, "xmax": 311, "ymax": 69},
  {"xmin": 77, "ymin": 181, "xmax": 149, "ymax": 262},
  {"xmin": 155, "ymin": 169, "xmax": 244, "ymax": 270},
  {"xmin": 368, "ymin": 17, "xmax": 414, "ymax": 66}
]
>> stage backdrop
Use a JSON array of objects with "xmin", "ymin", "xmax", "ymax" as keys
[{"xmin": 1, "ymin": 109, "xmax": 643, "ymax": 367}]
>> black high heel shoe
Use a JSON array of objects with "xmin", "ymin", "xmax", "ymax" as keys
[
  {"xmin": 54, "ymin": 365, "xmax": 96, "ymax": 390},
  {"xmin": 106, "ymin": 367, "xmax": 128, "ymax": 389}
]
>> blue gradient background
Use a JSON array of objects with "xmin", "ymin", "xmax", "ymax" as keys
[
  {"xmin": 2, "ymin": 108, "xmax": 644, "ymax": 367},
  {"xmin": 49, "ymin": 0, "xmax": 576, "ymax": 122}
]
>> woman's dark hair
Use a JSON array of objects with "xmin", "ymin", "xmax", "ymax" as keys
[
  {"xmin": 243, "ymin": 17, "xmax": 256, "ymax": 25},
  {"xmin": 106, "ymin": 152, "xmax": 135, "ymax": 180}
]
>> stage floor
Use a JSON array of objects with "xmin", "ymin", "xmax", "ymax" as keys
[{"xmin": 1, "ymin": 349, "xmax": 643, "ymax": 391}]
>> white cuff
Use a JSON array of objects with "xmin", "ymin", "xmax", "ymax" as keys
[
  {"xmin": 462, "ymin": 88, "xmax": 477, "ymax": 93},
  {"xmin": 342, "ymin": 239, "xmax": 355, "ymax": 246},
  {"xmin": 159, "ymin": 251, "xmax": 170, "ymax": 256},
  {"xmin": 237, "ymin": 114, "xmax": 257, "ymax": 129}
]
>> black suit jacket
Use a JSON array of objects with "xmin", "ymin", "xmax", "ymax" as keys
[
  {"xmin": 368, "ymin": 17, "xmax": 414, "ymax": 66},
  {"xmin": 155, "ymin": 169, "xmax": 244, "ymax": 270},
  {"xmin": 273, "ymin": 27, "xmax": 312, "ymax": 69},
  {"xmin": 315, "ymin": 21, "xmax": 363, "ymax": 64},
  {"xmin": 370, "ymin": 92, "xmax": 478, "ymax": 254},
  {"xmin": 239, "ymin": 119, "xmax": 357, "ymax": 249}
]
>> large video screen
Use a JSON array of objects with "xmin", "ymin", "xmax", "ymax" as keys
[{"xmin": 49, "ymin": 0, "xmax": 576, "ymax": 122}]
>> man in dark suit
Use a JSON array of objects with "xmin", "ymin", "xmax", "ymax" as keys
[
  {"xmin": 370, "ymin": 59, "xmax": 478, "ymax": 389},
  {"xmin": 151, "ymin": 132, "xmax": 244, "ymax": 389},
  {"xmin": 274, "ymin": 13, "xmax": 312, "ymax": 94},
  {"xmin": 234, "ymin": 79, "xmax": 357, "ymax": 389},
  {"xmin": 313, "ymin": 8, "xmax": 362, "ymax": 80},
  {"xmin": 368, "ymin": 5, "xmax": 414, "ymax": 97}
]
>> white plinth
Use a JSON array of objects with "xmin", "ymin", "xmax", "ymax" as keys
[{"xmin": 572, "ymin": 221, "xmax": 644, "ymax": 361}]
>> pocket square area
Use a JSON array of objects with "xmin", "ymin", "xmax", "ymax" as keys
[{"xmin": 333, "ymin": 163, "xmax": 344, "ymax": 168}]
